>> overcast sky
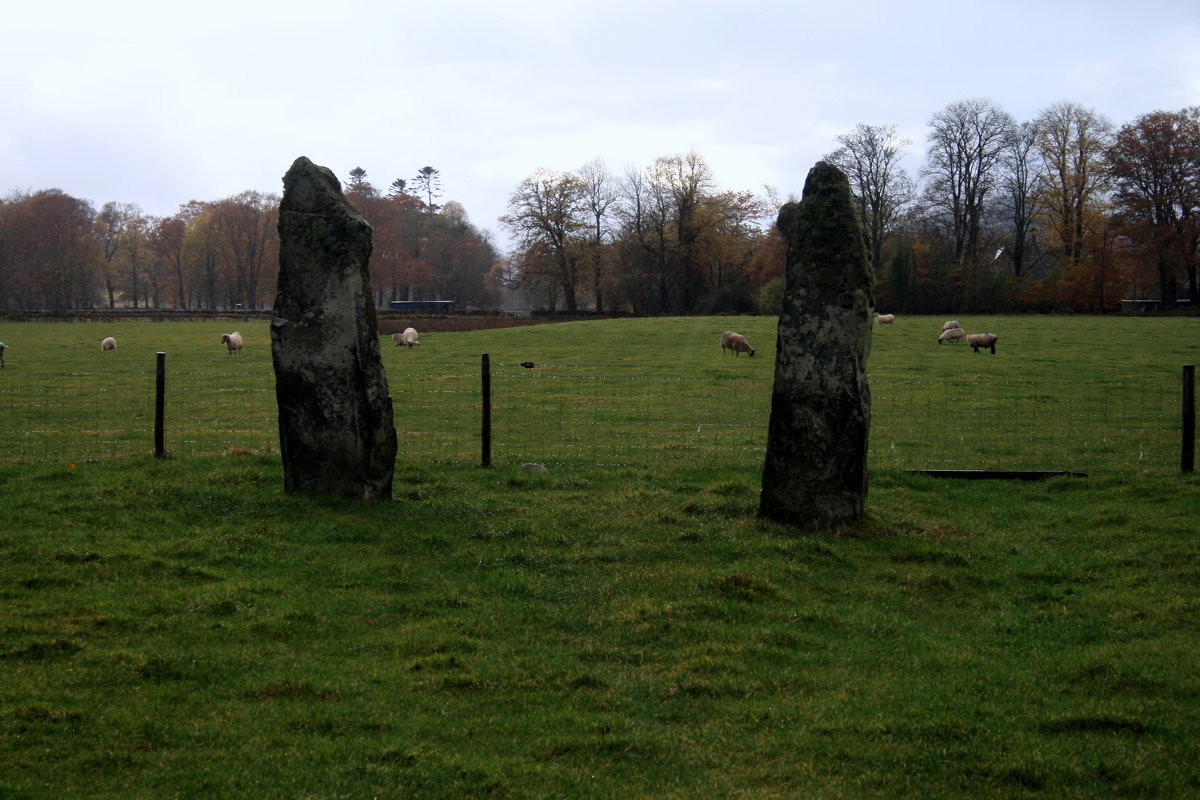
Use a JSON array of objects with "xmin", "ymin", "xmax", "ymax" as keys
[{"xmin": 4, "ymin": 0, "xmax": 1198, "ymax": 252}]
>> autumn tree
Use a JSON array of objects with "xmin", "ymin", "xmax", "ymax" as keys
[
  {"xmin": 96, "ymin": 201, "xmax": 147, "ymax": 308},
  {"xmin": 593, "ymin": 149, "xmax": 775, "ymax": 314},
  {"xmin": 0, "ymin": 190, "xmax": 99, "ymax": 311},
  {"xmin": 207, "ymin": 191, "xmax": 279, "ymax": 308},
  {"xmin": 608, "ymin": 150, "xmax": 717, "ymax": 313},
  {"xmin": 152, "ymin": 203, "xmax": 202, "ymax": 309},
  {"xmin": 1108, "ymin": 107, "xmax": 1200, "ymax": 306},
  {"xmin": 500, "ymin": 169, "xmax": 587, "ymax": 311},
  {"xmin": 117, "ymin": 210, "xmax": 154, "ymax": 308},
  {"xmin": 1035, "ymin": 101, "xmax": 1114, "ymax": 269},
  {"xmin": 824, "ymin": 123, "xmax": 915, "ymax": 278},
  {"xmin": 180, "ymin": 203, "xmax": 227, "ymax": 310},
  {"xmin": 690, "ymin": 189, "xmax": 768, "ymax": 313},
  {"xmin": 423, "ymin": 201, "xmax": 499, "ymax": 307},
  {"xmin": 340, "ymin": 166, "xmax": 496, "ymax": 307}
]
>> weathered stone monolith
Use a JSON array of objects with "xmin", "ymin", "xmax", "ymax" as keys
[
  {"xmin": 271, "ymin": 156, "xmax": 397, "ymax": 499},
  {"xmin": 759, "ymin": 161, "xmax": 874, "ymax": 527}
]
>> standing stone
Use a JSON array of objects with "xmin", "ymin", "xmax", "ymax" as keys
[
  {"xmin": 759, "ymin": 161, "xmax": 874, "ymax": 527},
  {"xmin": 271, "ymin": 157, "xmax": 397, "ymax": 499}
]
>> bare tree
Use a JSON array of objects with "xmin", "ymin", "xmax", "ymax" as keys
[
  {"xmin": 923, "ymin": 98, "xmax": 1015, "ymax": 266},
  {"xmin": 652, "ymin": 149, "xmax": 715, "ymax": 310},
  {"xmin": 824, "ymin": 123, "xmax": 914, "ymax": 276},
  {"xmin": 576, "ymin": 158, "xmax": 617, "ymax": 311},
  {"xmin": 1035, "ymin": 101, "xmax": 1113, "ymax": 267},
  {"xmin": 500, "ymin": 169, "xmax": 587, "ymax": 311},
  {"xmin": 998, "ymin": 120, "xmax": 1045, "ymax": 278}
]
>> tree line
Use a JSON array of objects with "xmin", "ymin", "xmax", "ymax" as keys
[
  {"xmin": 501, "ymin": 100, "xmax": 1200, "ymax": 314},
  {"xmin": 0, "ymin": 166, "xmax": 500, "ymax": 313},
  {"xmin": 3, "ymin": 99, "xmax": 1197, "ymax": 315}
]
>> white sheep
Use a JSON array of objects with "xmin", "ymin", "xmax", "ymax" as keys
[
  {"xmin": 0, "ymin": 341, "xmax": 7, "ymax": 369},
  {"xmin": 937, "ymin": 328, "xmax": 966, "ymax": 344},
  {"xmin": 873, "ymin": 313, "xmax": 895, "ymax": 324},
  {"xmin": 101, "ymin": 337, "xmax": 117, "ymax": 351},
  {"xmin": 221, "ymin": 331, "xmax": 243, "ymax": 356},
  {"xmin": 966, "ymin": 332, "xmax": 999, "ymax": 354},
  {"xmin": 722, "ymin": 331, "xmax": 755, "ymax": 356},
  {"xmin": 393, "ymin": 327, "xmax": 420, "ymax": 349},
  {"xmin": 941, "ymin": 320, "xmax": 960, "ymax": 331}
]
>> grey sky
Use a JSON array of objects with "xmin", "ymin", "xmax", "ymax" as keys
[{"xmin": 4, "ymin": 0, "xmax": 1197, "ymax": 251}]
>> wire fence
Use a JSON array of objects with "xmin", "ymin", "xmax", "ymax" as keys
[{"xmin": 0, "ymin": 360, "xmax": 1189, "ymax": 474}]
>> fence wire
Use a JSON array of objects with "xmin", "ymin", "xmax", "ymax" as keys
[{"xmin": 0, "ymin": 361, "xmax": 1186, "ymax": 473}]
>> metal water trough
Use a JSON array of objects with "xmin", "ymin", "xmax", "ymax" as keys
[{"xmin": 906, "ymin": 470, "xmax": 1087, "ymax": 480}]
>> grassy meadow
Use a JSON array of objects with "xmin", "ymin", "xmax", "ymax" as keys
[
  {"xmin": 0, "ymin": 314, "xmax": 1198, "ymax": 798},
  {"xmin": 0, "ymin": 313, "xmax": 1195, "ymax": 471}
]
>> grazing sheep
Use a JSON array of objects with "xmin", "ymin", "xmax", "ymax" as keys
[
  {"xmin": 966, "ymin": 332, "xmax": 999, "ymax": 354},
  {"xmin": 393, "ymin": 327, "xmax": 420, "ymax": 349},
  {"xmin": 938, "ymin": 328, "xmax": 966, "ymax": 344},
  {"xmin": 941, "ymin": 320, "xmax": 960, "ymax": 331},
  {"xmin": 723, "ymin": 332, "xmax": 755, "ymax": 357},
  {"xmin": 873, "ymin": 313, "xmax": 895, "ymax": 324},
  {"xmin": 221, "ymin": 332, "xmax": 244, "ymax": 356},
  {"xmin": 101, "ymin": 337, "xmax": 117, "ymax": 351},
  {"xmin": 0, "ymin": 341, "xmax": 6, "ymax": 369}
]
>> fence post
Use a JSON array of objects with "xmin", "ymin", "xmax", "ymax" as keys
[
  {"xmin": 1184, "ymin": 364, "xmax": 1195, "ymax": 473},
  {"xmin": 155, "ymin": 352, "xmax": 166, "ymax": 458},
  {"xmin": 481, "ymin": 353, "xmax": 492, "ymax": 468}
]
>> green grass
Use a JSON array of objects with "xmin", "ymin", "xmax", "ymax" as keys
[
  {"xmin": 0, "ymin": 314, "xmax": 1198, "ymax": 797},
  {"xmin": 1, "ymin": 454, "xmax": 1197, "ymax": 798},
  {"xmin": 0, "ymin": 314, "xmax": 1195, "ymax": 471}
]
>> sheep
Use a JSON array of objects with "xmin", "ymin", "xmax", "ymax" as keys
[
  {"xmin": 393, "ymin": 327, "xmax": 420, "ymax": 349},
  {"xmin": 722, "ymin": 331, "xmax": 755, "ymax": 357},
  {"xmin": 0, "ymin": 341, "xmax": 7, "ymax": 369},
  {"xmin": 101, "ymin": 337, "xmax": 117, "ymax": 351},
  {"xmin": 941, "ymin": 320, "xmax": 960, "ymax": 331},
  {"xmin": 873, "ymin": 313, "xmax": 895, "ymax": 324},
  {"xmin": 221, "ymin": 332, "xmax": 243, "ymax": 356},
  {"xmin": 937, "ymin": 328, "xmax": 966, "ymax": 344},
  {"xmin": 966, "ymin": 332, "xmax": 999, "ymax": 354}
]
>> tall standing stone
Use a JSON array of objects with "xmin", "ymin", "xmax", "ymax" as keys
[
  {"xmin": 759, "ymin": 161, "xmax": 874, "ymax": 527},
  {"xmin": 271, "ymin": 157, "xmax": 397, "ymax": 499}
]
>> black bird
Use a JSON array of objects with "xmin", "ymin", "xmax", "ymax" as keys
[{"xmin": 520, "ymin": 361, "xmax": 535, "ymax": 369}]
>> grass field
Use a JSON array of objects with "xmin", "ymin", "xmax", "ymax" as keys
[
  {"xmin": 0, "ymin": 314, "xmax": 1195, "ymax": 471},
  {"xmin": 1, "ymin": 315, "xmax": 1198, "ymax": 798}
]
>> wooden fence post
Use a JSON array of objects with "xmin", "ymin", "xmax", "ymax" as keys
[
  {"xmin": 481, "ymin": 353, "xmax": 492, "ymax": 468},
  {"xmin": 1184, "ymin": 364, "xmax": 1195, "ymax": 473},
  {"xmin": 155, "ymin": 352, "xmax": 166, "ymax": 458}
]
